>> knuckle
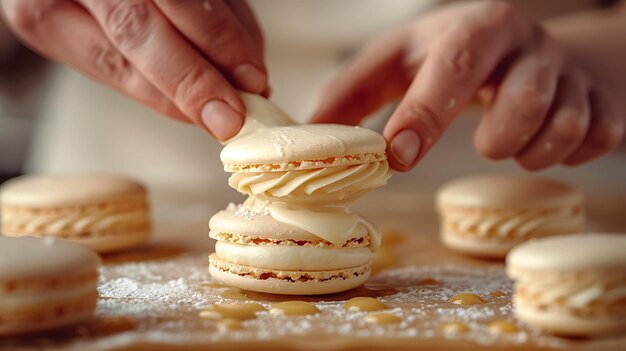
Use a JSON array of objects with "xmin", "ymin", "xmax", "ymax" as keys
[
  {"xmin": 515, "ymin": 85, "xmax": 550, "ymax": 122},
  {"xmin": 172, "ymin": 66, "xmax": 216, "ymax": 113},
  {"xmin": 105, "ymin": 0, "xmax": 150, "ymax": 50},
  {"xmin": 441, "ymin": 46, "xmax": 479, "ymax": 81},
  {"xmin": 92, "ymin": 44, "xmax": 130, "ymax": 84},
  {"xmin": 5, "ymin": 0, "xmax": 57, "ymax": 32},
  {"xmin": 551, "ymin": 108, "xmax": 588, "ymax": 145}
]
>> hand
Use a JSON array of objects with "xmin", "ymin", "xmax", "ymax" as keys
[
  {"xmin": 1, "ymin": 0, "xmax": 268, "ymax": 141},
  {"xmin": 312, "ymin": 1, "xmax": 625, "ymax": 171}
]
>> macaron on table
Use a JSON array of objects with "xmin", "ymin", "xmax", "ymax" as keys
[{"xmin": 0, "ymin": 95, "xmax": 625, "ymax": 350}]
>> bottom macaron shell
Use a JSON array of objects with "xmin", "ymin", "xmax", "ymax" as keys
[
  {"xmin": 209, "ymin": 254, "xmax": 370, "ymax": 295},
  {"xmin": 514, "ymin": 297, "xmax": 626, "ymax": 337},
  {"xmin": 0, "ymin": 292, "xmax": 98, "ymax": 336}
]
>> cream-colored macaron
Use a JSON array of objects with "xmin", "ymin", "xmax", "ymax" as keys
[
  {"xmin": 223, "ymin": 124, "xmax": 392, "ymax": 205},
  {"xmin": 208, "ymin": 205, "xmax": 377, "ymax": 295},
  {"xmin": 0, "ymin": 174, "xmax": 151, "ymax": 253},
  {"xmin": 506, "ymin": 233, "xmax": 626, "ymax": 336},
  {"xmin": 436, "ymin": 174, "xmax": 584, "ymax": 258},
  {"xmin": 0, "ymin": 236, "xmax": 100, "ymax": 336}
]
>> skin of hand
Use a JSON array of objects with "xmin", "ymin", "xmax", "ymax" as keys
[
  {"xmin": 312, "ymin": 0, "xmax": 625, "ymax": 172},
  {"xmin": 0, "ymin": 0, "xmax": 267, "ymax": 141}
]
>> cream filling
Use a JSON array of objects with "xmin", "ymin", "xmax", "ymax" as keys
[
  {"xmin": 215, "ymin": 241, "xmax": 371, "ymax": 271},
  {"xmin": 3, "ymin": 210, "xmax": 149, "ymax": 234},
  {"xmin": 445, "ymin": 207, "xmax": 582, "ymax": 238},
  {"xmin": 228, "ymin": 161, "xmax": 391, "ymax": 205},
  {"xmin": 520, "ymin": 276, "xmax": 626, "ymax": 309},
  {"xmin": 0, "ymin": 284, "xmax": 97, "ymax": 309}
]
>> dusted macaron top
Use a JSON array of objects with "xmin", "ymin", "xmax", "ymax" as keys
[
  {"xmin": 0, "ymin": 236, "xmax": 100, "ymax": 280},
  {"xmin": 0, "ymin": 174, "xmax": 146, "ymax": 207},
  {"xmin": 221, "ymin": 124, "xmax": 386, "ymax": 168},
  {"xmin": 507, "ymin": 233, "xmax": 626, "ymax": 271},
  {"xmin": 436, "ymin": 174, "xmax": 582, "ymax": 209}
]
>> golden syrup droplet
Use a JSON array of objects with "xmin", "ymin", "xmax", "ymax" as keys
[
  {"xmin": 488, "ymin": 320, "xmax": 519, "ymax": 333},
  {"xmin": 269, "ymin": 301, "xmax": 320, "ymax": 316},
  {"xmin": 364, "ymin": 313, "xmax": 401, "ymax": 325},
  {"xmin": 218, "ymin": 318, "xmax": 243, "ymax": 331},
  {"xmin": 417, "ymin": 278, "xmax": 441, "ymax": 286},
  {"xmin": 489, "ymin": 290, "xmax": 506, "ymax": 298},
  {"xmin": 199, "ymin": 303, "xmax": 266, "ymax": 321},
  {"xmin": 344, "ymin": 297, "xmax": 388, "ymax": 312},
  {"xmin": 441, "ymin": 321, "xmax": 469, "ymax": 333},
  {"xmin": 448, "ymin": 293, "xmax": 485, "ymax": 305},
  {"xmin": 97, "ymin": 317, "xmax": 137, "ymax": 335},
  {"xmin": 220, "ymin": 288, "xmax": 249, "ymax": 301}
]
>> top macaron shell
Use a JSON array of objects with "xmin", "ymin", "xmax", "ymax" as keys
[
  {"xmin": 437, "ymin": 175, "xmax": 582, "ymax": 209},
  {"xmin": 0, "ymin": 236, "xmax": 100, "ymax": 281},
  {"xmin": 220, "ymin": 124, "xmax": 386, "ymax": 169},
  {"xmin": 0, "ymin": 174, "xmax": 147, "ymax": 207},
  {"xmin": 507, "ymin": 233, "xmax": 626, "ymax": 272}
]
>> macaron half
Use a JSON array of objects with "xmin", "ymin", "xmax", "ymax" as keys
[
  {"xmin": 436, "ymin": 174, "xmax": 584, "ymax": 258},
  {"xmin": 0, "ymin": 236, "xmax": 100, "ymax": 336},
  {"xmin": 0, "ymin": 174, "xmax": 151, "ymax": 253},
  {"xmin": 208, "ymin": 205, "xmax": 379, "ymax": 295},
  {"xmin": 507, "ymin": 233, "xmax": 626, "ymax": 336}
]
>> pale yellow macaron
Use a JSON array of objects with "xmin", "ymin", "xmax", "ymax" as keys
[
  {"xmin": 435, "ymin": 174, "xmax": 584, "ymax": 258},
  {"xmin": 0, "ymin": 174, "xmax": 151, "ymax": 253},
  {"xmin": 223, "ymin": 124, "xmax": 392, "ymax": 206},
  {"xmin": 0, "ymin": 236, "xmax": 100, "ymax": 336},
  {"xmin": 507, "ymin": 233, "xmax": 626, "ymax": 336},
  {"xmin": 209, "ymin": 205, "xmax": 378, "ymax": 295}
]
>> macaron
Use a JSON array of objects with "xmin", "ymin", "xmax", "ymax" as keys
[
  {"xmin": 0, "ymin": 236, "xmax": 100, "ymax": 336},
  {"xmin": 436, "ymin": 174, "xmax": 584, "ymax": 258},
  {"xmin": 0, "ymin": 174, "xmax": 151, "ymax": 253},
  {"xmin": 223, "ymin": 124, "xmax": 392, "ymax": 206},
  {"xmin": 208, "ymin": 205, "xmax": 379, "ymax": 295},
  {"xmin": 507, "ymin": 233, "xmax": 626, "ymax": 336}
]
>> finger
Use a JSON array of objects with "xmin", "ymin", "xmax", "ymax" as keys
[
  {"xmin": 1, "ymin": 0, "xmax": 189, "ymax": 123},
  {"xmin": 563, "ymin": 89, "xmax": 624, "ymax": 165},
  {"xmin": 153, "ymin": 0, "xmax": 268, "ymax": 94},
  {"xmin": 225, "ymin": 0, "xmax": 264, "ymax": 45},
  {"xmin": 515, "ymin": 72, "xmax": 590, "ymax": 170},
  {"xmin": 79, "ymin": 0, "xmax": 245, "ymax": 140},
  {"xmin": 384, "ymin": 10, "xmax": 534, "ymax": 171},
  {"xmin": 310, "ymin": 28, "xmax": 414, "ymax": 125},
  {"xmin": 474, "ymin": 44, "xmax": 562, "ymax": 160}
]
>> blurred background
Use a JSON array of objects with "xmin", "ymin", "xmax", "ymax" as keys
[{"xmin": 1, "ymin": 0, "xmax": 624, "ymax": 239}]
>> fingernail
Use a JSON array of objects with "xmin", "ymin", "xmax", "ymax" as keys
[
  {"xmin": 390, "ymin": 130, "xmax": 421, "ymax": 167},
  {"xmin": 233, "ymin": 64, "xmax": 267, "ymax": 94},
  {"xmin": 201, "ymin": 100, "xmax": 244, "ymax": 140}
]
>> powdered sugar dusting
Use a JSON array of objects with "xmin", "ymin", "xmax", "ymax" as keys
[{"xmin": 3, "ymin": 254, "xmax": 575, "ymax": 350}]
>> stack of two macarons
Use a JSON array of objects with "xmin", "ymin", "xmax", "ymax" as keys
[{"xmin": 209, "ymin": 124, "xmax": 392, "ymax": 295}]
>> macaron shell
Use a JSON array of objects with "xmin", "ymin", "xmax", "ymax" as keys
[
  {"xmin": 507, "ymin": 233, "xmax": 626, "ymax": 271},
  {"xmin": 514, "ymin": 295, "xmax": 626, "ymax": 336},
  {"xmin": 209, "ymin": 208, "xmax": 368, "ymax": 244},
  {"xmin": 0, "ymin": 237, "xmax": 100, "ymax": 281},
  {"xmin": 0, "ymin": 174, "xmax": 146, "ymax": 207},
  {"xmin": 221, "ymin": 124, "xmax": 386, "ymax": 170},
  {"xmin": 209, "ymin": 255, "xmax": 370, "ymax": 295},
  {"xmin": 437, "ymin": 175, "xmax": 582, "ymax": 209}
]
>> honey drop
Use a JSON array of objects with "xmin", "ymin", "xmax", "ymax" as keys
[
  {"xmin": 448, "ymin": 293, "xmax": 485, "ymax": 305},
  {"xmin": 364, "ymin": 313, "xmax": 401, "ymax": 325},
  {"xmin": 489, "ymin": 290, "xmax": 506, "ymax": 298},
  {"xmin": 218, "ymin": 318, "xmax": 243, "ymax": 331},
  {"xmin": 441, "ymin": 321, "xmax": 469, "ymax": 333},
  {"xmin": 220, "ymin": 288, "xmax": 249, "ymax": 301},
  {"xmin": 199, "ymin": 303, "xmax": 265, "ymax": 321},
  {"xmin": 270, "ymin": 301, "xmax": 320, "ymax": 316},
  {"xmin": 488, "ymin": 320, "xmax": 519, "ymax": 333},
  {"xmin": 344, "ymin": 297, "xmax": 388, "ymax": 312}
]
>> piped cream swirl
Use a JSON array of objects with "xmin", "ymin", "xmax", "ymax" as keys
[
  {"xmin": 229, "ymin": 161, "xmax": 391, "ymax": 205},
  {"xmin": 518, "ymin": 275, "xmax": 626, "ymax": 310},
  {"xmin": 444, "ymin": 207, "xmax": 583, "ymax": 239}
]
